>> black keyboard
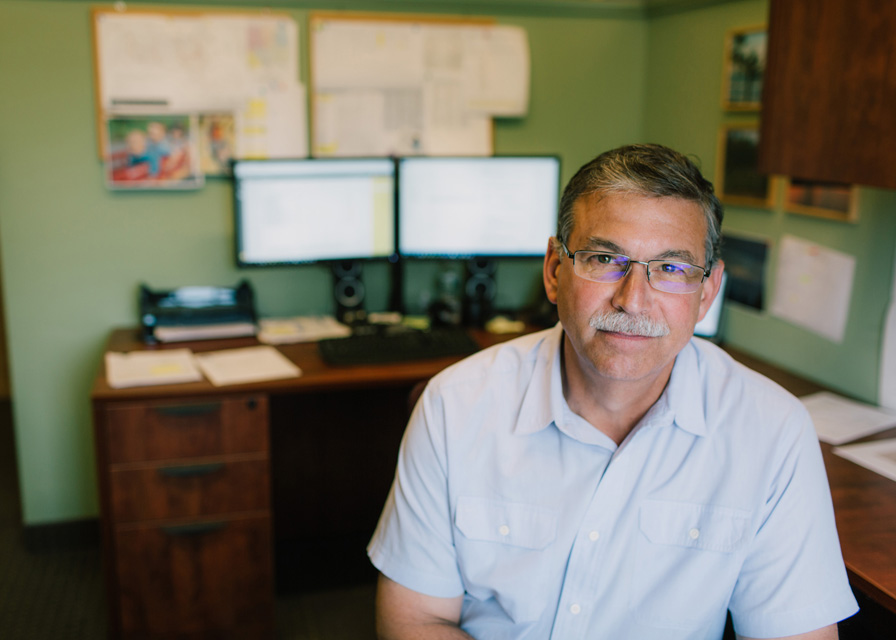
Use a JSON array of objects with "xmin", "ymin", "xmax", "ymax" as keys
[{"xmin": 318, "ymin": 326, "xmax": 480, "ymax": 365}]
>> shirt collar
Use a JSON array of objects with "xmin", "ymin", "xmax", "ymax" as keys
[
  {"xmin": 514, "ymin": 324, "xmax": 565, "ymax": 437},
  {"xmin": 513, "ymin": 326, "xmax": 708, "ymax": 439},
  {"xmin": 662, "ymin": 340, "xmax": 708, "ymax": 437}
]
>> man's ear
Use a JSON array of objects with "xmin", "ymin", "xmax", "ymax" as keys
[
  {"xmin": 543, "ymin": 238, "xmax": 561, "ymax": 305},
  {"xmin": 696, "ymin": 260, "xmax": 725, "ymax": 323}
]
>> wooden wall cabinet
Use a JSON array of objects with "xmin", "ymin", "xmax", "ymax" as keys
[
  {"xmin": 93, "ymin": 393, "xmax": 274, "ymax": 639},
  {"xmin": 758, "ymin": 0, "xmax": 896, "ymax": 189}
]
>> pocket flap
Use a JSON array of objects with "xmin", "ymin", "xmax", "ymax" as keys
[
  {"xmin": 639, "ymin": 499, "xmax": 750, "ymax": 553},
  {"xmin": 456, "ymin": 496, "xmax": 557, "ymax": 550}
]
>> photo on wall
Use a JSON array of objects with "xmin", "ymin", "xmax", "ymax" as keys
[
  {"xmin": 720, "ymin": 232, "xmax": 768, "ymax": 311},
  {"xmin": 715, "ymin": 123, "xmax": 773, "ymax": 208},
  {"xmin": 198, "ymin": 113, "xmax": 236, "ymax": 177},
  {"xmin": 105, "ymin": 114, "xmax": 203, "ymax": 190},
  {"xmin": 722, "ymin": 25, "xmax": 766, "ymax": 110},
  {"xmin": 784, "ymin": 178, "xmax": 859, "ymax": 223}
]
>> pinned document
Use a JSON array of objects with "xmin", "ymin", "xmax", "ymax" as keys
[
  {"xmin": 105, "ymin": 349, "xmax": 203, "ymax": 388},
  {"xmin": 194, "ymin": 345, "xmax": 301, "ymax": 386}
]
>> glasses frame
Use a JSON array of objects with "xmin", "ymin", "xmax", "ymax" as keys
[{"xmin": 559, "ymin": 242, "xmax": 710, "ymax": 294}]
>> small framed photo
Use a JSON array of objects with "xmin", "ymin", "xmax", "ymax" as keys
[
  {"xmin": 722, "ymin": 25, "xmax": 766, "ymax": 111},
  {"xmin": 105, "ymin": 114, "xmax": 203, "ymax": 190},
  {"xmin": 715, "ymin": 123, "xmax": 773, "ymax": 207},
  {"xmin": 198, "ymin": 113, "xmax": 236, "ymax": 177},
  {"xmin": 784, "ymin": 178, "xmax": 859, "ymax": 222}
]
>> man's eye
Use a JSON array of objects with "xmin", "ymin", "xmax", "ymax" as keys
[{"xmin": 658, "ymin": 262, "xmax": 688, "ymax": 275}]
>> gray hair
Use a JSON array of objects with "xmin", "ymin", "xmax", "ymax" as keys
[{"xmin": 555, "ymin": 144, "xmax": 724, "ymax": 269}]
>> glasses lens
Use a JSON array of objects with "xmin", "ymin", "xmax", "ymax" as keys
[
  {"xmin": 648, "ymin": 261, "xmax": 704, "ymax": 294},
  {"xmin": 576, "ymin": 252, "xmax": 629, "ymax": 282}
]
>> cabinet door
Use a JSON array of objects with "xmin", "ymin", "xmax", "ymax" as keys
[
  {"xmin": 759, "ymin": 0, "xmax": 896, "ymax": 189},
  {"xmin": 114, "ymin": 514, "xmax": 274, "ymax": 639}
]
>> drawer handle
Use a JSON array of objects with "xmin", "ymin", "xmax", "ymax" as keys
[
  {"xmin": 162, "ymin": 521, "xmax": 228, "ymax": 537},
  {"xmin": 158, "ymin": 462, "xmax": 225, "ymax": 478},
  {"xmin": 154, "ymin": 403, "xmax": 221, "ymax": 417}
]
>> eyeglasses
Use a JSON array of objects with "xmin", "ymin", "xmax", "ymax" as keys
[{"xmin": 560, "ymin": 243, "xmax": 710, "ymax": 294}]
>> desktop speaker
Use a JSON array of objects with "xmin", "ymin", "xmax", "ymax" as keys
[
  {"xmin": 463, "ymin": 258, "xmax": 497, "ymax": 327},
  {"xmin": 332, "ymin": 260, "xmax": 366, "ymax": 324}
]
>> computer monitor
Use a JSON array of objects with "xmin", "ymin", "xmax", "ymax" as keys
[
  {"xmin": 233, "ymin": 157, "xmax": 396, "ymax": 267},
  {"xmin": 694, "ymin": 271, "xmax": 729, "ymax": 341},
  {"xmin": 397, "ymin": 156, "xmax": 560, "ymax": 258}
]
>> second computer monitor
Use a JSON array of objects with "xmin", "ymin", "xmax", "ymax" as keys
[
  {"xmin": 233, "ymin": 157, "xmax": 396, "ymax": 267},
  {"xmin": 397, "ymin": 156, "xmax": 561, "ymax": 258}
]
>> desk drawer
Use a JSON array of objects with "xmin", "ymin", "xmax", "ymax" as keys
[
  {"xmin": 114, "ymin": 513, "xmax": 273, "ymax": 638},
  {"xmin": 103, "ymin": 395, "xmax": 268, "ymax": 464},
  {"xmin": 109, "ymin": 455, "xmax": 270, "ymax": 524}
]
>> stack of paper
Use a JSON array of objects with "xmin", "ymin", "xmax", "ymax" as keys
[
  {"xmin": 833, "ymin": 440, "xmax": 896, "ymax": 483},
  {"xmin": 194, "ymin": 346, "xmax": 301, "ymax": 386},
  {"xmin": 257, "ymin": 316, "xmax": 350, "ymax": 344},
  {"xmin": 105, "ymin": 349, "xmax": 203, "ymax": 388},
  {"xmin": 800, "ymin": 391, "xmax": 896, "ymax": 445},
  {"xmin": 800, "ymin": 391, "xmax": 896, "ymax": 484}
]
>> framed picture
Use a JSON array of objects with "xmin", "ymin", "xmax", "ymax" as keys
[
  {"xmin": 105, "ymin": 114, "xmax": 203, "ymax": 190},
  {"xmin": 715, "ymin": 123, "xmax": 773, "ymax": 207},
  {"xmin": 784, "ymin": 178, "xmax": 859, "ymax": 222},
  {"xmin": 722, "ymin": 25, "xmax": 766, "ymax": 111},
  {"xmin": 198, "ymin": 113, "xmax": 236, "ymax": 177}
]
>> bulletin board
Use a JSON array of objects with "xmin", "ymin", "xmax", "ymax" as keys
[
  {"xmin": 91, "ymin": 6, "xmax": 306, "ymax": 166},
  {"xmin": 309, "ymin": 12, "xmax": 530, "ymax": 157}
]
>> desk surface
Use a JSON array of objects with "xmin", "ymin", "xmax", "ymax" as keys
[
  {"xmin": 92, "ymin": 332, "xmax": 896, "ymax": 614},
  {"xmin": 92, "ymin": 327, "xmax": 521, "ymax": 401}
]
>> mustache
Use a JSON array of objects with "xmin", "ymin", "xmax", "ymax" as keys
[{"xmin": 589, "ymin": 311, "xmax": 670, "ymax": 338}]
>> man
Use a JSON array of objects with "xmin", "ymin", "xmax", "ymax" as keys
[{"xmin": 368, "ymin": 144, "xmax": 858, "ymax": 639}]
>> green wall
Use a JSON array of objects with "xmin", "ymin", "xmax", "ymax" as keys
[
  {"xmin": 643, "ymin": 1, "xmax": 896, "ymax": 402},
  {"xmin": 0, "ymin": 0, "xmax": 893, "ymax": 526},
  {"xmin": 0, "ymin": 0, "xmax": 646, "ymax": 525}
]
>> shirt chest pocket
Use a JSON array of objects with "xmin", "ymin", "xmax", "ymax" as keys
[
  {"xmin": 631, "ymin": 500, "xmax": 753, "ymax": 630},
  {"xmin": 639, "ymin": 499, "xmax": 751, "ymax": 552},
  {"xmin": 454, "ymin": 496, "xmax": 558, "ymax": 623}
]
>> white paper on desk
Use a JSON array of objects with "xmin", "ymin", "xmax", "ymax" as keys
[
  {"xmin": 194, "ymin": 345, "xmax": 301, "ymax": 386},
  {"xmin": 833, "ymin": 438, "xmax": 896, "ymax": 483},
  {"xmin": 105, "ymin": 349, "xmax": 202, "ymax": 388},
  {"xmin": 770, "ymin": 235, "xmax": 855, "ymax": 342},
  {"xmin": 257, "ymin": 316, "xmax": 350, "ymax": 344},
  {"xmin": 800, "ymin": 391, "xmax": 896, "ymax": 445}
]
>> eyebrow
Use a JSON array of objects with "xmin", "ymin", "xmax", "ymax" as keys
[{"xmin": 580, "ymin": 236, "xmax": 702, "ymax": 265}]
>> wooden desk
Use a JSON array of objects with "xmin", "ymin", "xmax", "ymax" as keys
[
  {"xmin": 91, "ymin": 327, "xmax": 521, "ymax": 638},
  {"xmin": 91, "ymin": 333, "xmax": 896, "ymax": 636}
]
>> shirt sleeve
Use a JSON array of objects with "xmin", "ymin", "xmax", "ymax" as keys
[
  {"xmin": 367, "ymin": 381, "xmax": 465, "ymax": 598},
  {"xmin": 729, "ymin": 403, "xmax": 858, "ymax": 637}
]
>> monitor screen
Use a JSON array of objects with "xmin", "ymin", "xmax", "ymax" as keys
[
  {"xmin": 694, "ymin": 271, "xmax": 729, "ymax": 341},
  {"xmin": 397, "ymin": 156, "xmax": 560, "ymax": 258},
  {"xmin": 233, "ymin": 158, "xmax": 396, "ymax": 266}
]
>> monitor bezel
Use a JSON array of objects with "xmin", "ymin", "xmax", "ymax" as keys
[
  {"xmin": 396, "ymin": 154, "xmax": 561, "ymax": 260},
  {"xmin": 232, "ymin": 156, "xmax": 398, "ymax": 268}
]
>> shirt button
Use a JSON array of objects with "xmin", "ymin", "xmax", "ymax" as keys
[
  {"xmin": 689, "ymin": 527, "xmax": 700, "ymax": 540},
  {"xmin": 588, "ymin": 530, "xmax": 600, "ymax": 542},
  {"xmin": 498, "ymin": 525, "xmax": 510, "ymax": 536},
  {"xmin": 570, "ymin": 603, "xmax": 581, "ymax": 615}
]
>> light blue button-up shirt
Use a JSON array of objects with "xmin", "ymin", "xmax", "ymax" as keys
[{"xmin": 368, "ymin": 325, "xmax": 858, "ymax": 639}]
